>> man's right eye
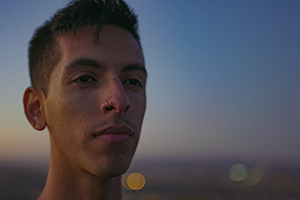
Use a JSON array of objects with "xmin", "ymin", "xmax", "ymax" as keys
[{"xmin": 74, "ymin": 75, "xmax": 96, "ymax": 83}]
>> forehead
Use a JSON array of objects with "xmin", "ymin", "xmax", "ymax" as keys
[{"xmin": 57, "ymin": 25, "xmax": 144, "ymax": 67}]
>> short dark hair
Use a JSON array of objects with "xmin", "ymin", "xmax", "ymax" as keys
[{"xmin": 28, "ymin": 0, "xmax": 141, "ymax": 97}]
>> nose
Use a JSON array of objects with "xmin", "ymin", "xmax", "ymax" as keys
[{"xmin": 101, "ymin": 78, "xmax": 130, "ymax": 114}]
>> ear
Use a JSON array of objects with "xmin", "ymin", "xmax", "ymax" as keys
[{"xmin": 23, "ymin": 87, "xmax": 47, "ymax": 131}]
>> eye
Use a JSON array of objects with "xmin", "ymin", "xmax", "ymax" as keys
[
  {"xmin": 74, "ymin": 75, "xmax": 96, "ymax": 83},
  {"xmin": 123, "ymin": 79, "xmax": 142, "ymax": 88}
]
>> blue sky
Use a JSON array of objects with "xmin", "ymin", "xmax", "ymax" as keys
[{"xmin": 0, "ymin": 0, "xmax": 300, "ymax": 164}]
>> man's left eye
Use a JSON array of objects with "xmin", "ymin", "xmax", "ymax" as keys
[
  {"xmin": 74, "ymin": 75, "xmax": 95, "ymax": 83},
  {"xmin": 123, "ymin": 79, "xmax": 142, "ymax": 87}
]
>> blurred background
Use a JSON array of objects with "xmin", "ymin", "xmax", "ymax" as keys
[{"xmin": 1, "ymin": 0, "xmax": 300, "ymax": 199}]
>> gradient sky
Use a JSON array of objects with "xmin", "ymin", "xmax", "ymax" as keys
[{"xmin": 1, "ymin": 0, "xmax": 300, "ymax": 164}]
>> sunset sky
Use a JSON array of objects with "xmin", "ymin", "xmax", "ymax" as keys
[{"xmin": 1, "ymin": 0, "xmax": 300, "ymax": 165}]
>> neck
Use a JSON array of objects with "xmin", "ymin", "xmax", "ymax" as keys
[{"xmin": 38, "ymin": 150, "xmax": 122, "ymax": 200}]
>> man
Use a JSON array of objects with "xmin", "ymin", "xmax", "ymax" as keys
[{"xmin": 23, "ymin": 0, "xmax": 147, "ymax": 199}]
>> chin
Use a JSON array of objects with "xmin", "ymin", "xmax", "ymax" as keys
[{"xmin": 90, "ymin": 154, "xmax": 134, "ymax": 179}]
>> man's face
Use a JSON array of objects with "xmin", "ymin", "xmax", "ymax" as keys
[{"xmin": 43, "ymin": 25, "xmax": 146, "ymax": 178}]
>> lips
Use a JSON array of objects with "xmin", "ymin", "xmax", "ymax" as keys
[{"xmin": 92, "ymin": 125, "xmax": 133, "ymax": 142}]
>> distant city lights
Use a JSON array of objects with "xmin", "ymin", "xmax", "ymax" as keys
[{"xmin": 121, "ymin": 162, "xmax": 298, "ymax": 200}]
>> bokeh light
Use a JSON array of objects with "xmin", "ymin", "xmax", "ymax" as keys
[
  {"xmin": 142, "ymin": 193, "xmax": 160, "ymax": 200},
  {"xmin": 122, "ymin": 172, "xmax": 146, "ymax": 191},
  {"xmin": 228, "ymin": 163, "xmax": 249, "ymax": 181},
  {"xmin": 276, "ymin": 173, "xmax": 294, "ymax": 191},
  {"xmin": 244, "ymin": 163, "xmax": 271, "ymax": 186}
]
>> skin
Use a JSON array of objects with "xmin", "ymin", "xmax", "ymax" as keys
[{"xmin": 23, "ymin": 25, "xmax": 147, "ymax": 200}]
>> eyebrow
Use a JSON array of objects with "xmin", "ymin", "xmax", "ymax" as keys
[
  {"xmin": 65, "ymin": 58, "xmax": 105, "ymax": 71},
  {"xmin": 121, "ymin": 63, "xmax": 148, "ymax": 77},
  {"xmin": 64, "ymin": 58, "xmax": 147, "ymax": 77}
]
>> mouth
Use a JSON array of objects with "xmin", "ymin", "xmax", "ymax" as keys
[{"xmin": 92, "ymin": 125, "xmax": 133, "ymax": 142}]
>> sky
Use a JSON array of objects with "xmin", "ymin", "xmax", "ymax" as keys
[{"xmin": 0, "ymin": 0, "xmax": 300, "ymax": 165}]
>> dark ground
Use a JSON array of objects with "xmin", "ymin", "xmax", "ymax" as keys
[{"xmin": 1, "ymin": 159, "xmax": 299, "ymax": 200}]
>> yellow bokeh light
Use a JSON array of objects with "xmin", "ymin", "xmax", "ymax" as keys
[{"xmin": 122, "ymin": 172, "xmax": 146, "ymax": 190}]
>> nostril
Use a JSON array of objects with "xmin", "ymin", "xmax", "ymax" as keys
[
  {"xmin": 124, "ymin": 104, "xmax": 130, "ymax": 113},
  {"xmin": 106, "ymin": 106, "xmax": 113, "ymax": 111},
  {"xmin": 103, "ymin": 101, "xmax": 114, "ymax": 112}
]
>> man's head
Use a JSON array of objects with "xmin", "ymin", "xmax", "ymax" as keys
[
  {"xmin": 29, "ymin": 0, "xmax": 141, "ymax": 97},
  {"xmin": 24, "ymin": 0, "xmax": 146, "ymax": 179}
]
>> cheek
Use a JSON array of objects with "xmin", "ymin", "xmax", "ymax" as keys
[
  {"xmin": 45, "ymin": 94, "xmax": 93, "ymax": 135},
  {"xmin": 128, "ymin": 93, "xmax": 146, "ymax": 122},
  {"xmin": 45, "ymin": 97, "xmax": 94, "ymax": 156}
]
